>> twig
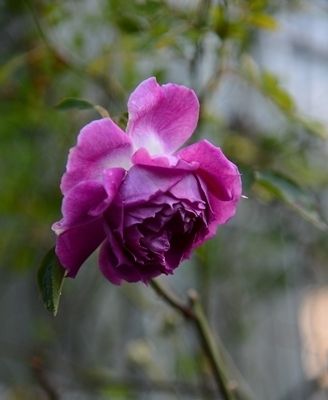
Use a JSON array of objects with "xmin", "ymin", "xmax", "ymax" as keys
[
  {"xmin": 150, "ymin": 279, "xmax": 250, "ymax": 400},
  {"xmin": 24, "ymin": 0, "xmax": 126, "ymax": 105},
  {"xmin": 199, "ymin": 43, "xmax": 228, "ymax": 104},
  {"xmin": 188, "ymin": 289, "xmax": 237, "ymax": 400},
  {"xmin": 80, "ymin": 371, "xmax": 217, "ymax": 398},
  {"xmin": 31, "ymin": 355, "xmax": 59, "ymax": 400},
  {"xmin": 149, "ymin": 279, "xmax": 193, "ymax": 319}
]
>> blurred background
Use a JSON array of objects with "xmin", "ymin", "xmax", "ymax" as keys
[{"xmin": 1, "ymin": 0, "xmax": 328, "ymax": 399}]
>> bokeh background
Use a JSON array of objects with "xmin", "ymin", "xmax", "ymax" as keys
[{"xmin": 1, "ymin": 1, "xmax": 328, "ymax": 399}]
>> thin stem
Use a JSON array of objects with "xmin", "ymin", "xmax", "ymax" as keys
[
  {"xmin": 149, "ymin": 280, "xmax": 193, "ymax": 319},
  {"xmin": 150, "ymin": 279, "xmax": 247, "ymax": 400},
  {"xmin": 188, "ymin": 289, "xmax": 237, "ymax": 400},
  {"xmin": 31, "ymin": 355, "xmax": 59, "ymax": 400},
  {"xmin": 24, "ymin": 0, "xmax": 126, "ymax": 105},
  {"xmin": 199, "ymin": 43, "xmax": 228, "ymax": 104}
]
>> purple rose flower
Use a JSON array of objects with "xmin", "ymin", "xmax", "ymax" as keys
[{"xmin": 52, "ymin": 77, "xmax": 241, "ymax": 284}]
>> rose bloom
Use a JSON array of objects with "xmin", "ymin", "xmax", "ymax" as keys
[{"xmin": 53, "ymin": 77, "xmax": 241, "ymax": 284}]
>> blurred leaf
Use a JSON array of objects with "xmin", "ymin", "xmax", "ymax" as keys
[
  {"xmin": 116, "ymin": 14, "xmax": 146, "ymax": 33},
  {"xmin": 211, "ymin": 7, "xmax": 246, "ymax": 40},
  {"xmin": 247, "ymin": 13, "xmax": 278, "ymax": 30},
  {"xmin": 55, "ymin": 97, "xmax": 94, "ymax": 110},
  {"xmin": 211, "ymin": 5, "xmax": 231, "ymax": 39},
  {"xmin": 241, "ymin": 54, "xmax": 260, "ymax": 82},
  {"xmin": 249, "ymin": 0, "xmax": 269, "ymax": 12},
  {"xmin": 254, "ymin": 171, "xmax": 327, "ymax": 230},
  {"xmin": 240, "ymin": 60, "xmax": 296, "ymax": 114},
  {"xmin": 38, "ymin": 247, "xmax": 66, "ymax": 316},
  {"xmin": 55, "ymin": 98, "xmax": 110, "ymax": 117},
  {"xmin": 260, "ymin": 72, "xmax": 295, "ymax": 112},
  {"xmin": 114, "ymin": 111, "xmax": 128, "ymax": 130},
  {"xmin": 0, "ymin": 54, "xmax": 25, "ymax": 85},
  {"xmin": 295, "ymin": 115, "xmax": 328, "ymax": 140}
]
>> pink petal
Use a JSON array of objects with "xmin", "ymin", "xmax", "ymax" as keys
[
  {"xmin": 119, "ymin": 165, "xmax": 187, "ymax": 206},
  {"xmin": 90, "ymin": 168, "xmax": 126, "ymax": 216},
  {"xmin": 169, "ymin": 174, "xmax": 205, "ymax": 206},
  {"xmin": 55, "ymin": 218, "xmax": 105, "ymax": 277},
  {"xmin": 61, "ymin": 118, "xmax": 132, "ymax": 194},
  {"xmin": 127, "ymin": 77, "xmax": 199, "ymax": 155},
  {"xmin": 178, "ymin": 140, "xmax": 242, "ymax": 225},
  {"xmin": 132, "ymin": 147, "xmax": 199, "ymax": 171},
  {"xmin": 60, "ymin": 181, "xmax": 107, "ymax": 227},
  {"xmin": 53, "ymin": 168, "xmax": 126, "ymax": 276}
]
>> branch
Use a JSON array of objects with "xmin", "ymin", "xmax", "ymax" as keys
[
  {"xmin": 31, "ymin": 355, "xmax": 59, "ymax": 400},
  {"xmin": 150, "ymin": 279, "xmax": 252, "ymax": 400},
  {"xmin": 79, "ymin": 371, "xmax": 217, "ymax": 398},
  {"xmin": 199, "ymin": 43, "xmax": 228, "ymax": 105},
  {"xmin": 188, "ymin": 289, "xmax": 238, "ymax": 400},
  {"xmin": 149, "ymin": 279, "xmax": 193, "ymax": 319}
]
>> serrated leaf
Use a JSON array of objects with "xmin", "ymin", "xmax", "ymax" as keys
[
  {"xmin": 38, "ymin": 247, "xmax": 66, "ymax": 316},
  {"xmin": 254, "ymin": 171, "xmax": 327, "ymax": 230}
]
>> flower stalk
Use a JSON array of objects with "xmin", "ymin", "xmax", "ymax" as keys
[{"xmin": 150, "ymin": 279, "xmax": 251, "ymax": 400}]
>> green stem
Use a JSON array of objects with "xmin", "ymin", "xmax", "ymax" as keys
[
  {"xmin": 150, "ymin": 279, "xmax": 243, "ymax": 400},
  {"xmin": 188, "ymin": 289, "xmax": 237, "ymax": 400}
]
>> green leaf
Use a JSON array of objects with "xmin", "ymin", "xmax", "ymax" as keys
[
  {"xmin": 247, "ymin": 13, "xmax": 278, "ymax": 31},
  {"xmin": 55, "ymin": 98, "xmax": 110, "ymax": 118},
  {"xmin": 254, "ymin": 171, "xmax": 327, "ymax": 230},
  {"xmin": 261, "ymin": 72, "xmax": 295, "ymax": 112},
  {"xmin": 38, "ymin": 247, "xmax": 66, "ymax": 316},
  {"xmin": 55, "ymin": 97, "xmax": 95, "ymax": 110},
  {"xmin": 295, "ymin": 115, "xmax": 328, "ymax": 140}
]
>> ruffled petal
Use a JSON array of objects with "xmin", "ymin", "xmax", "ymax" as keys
[
  {"xmin": 99, "ymin": 239, "xmax": 142, "ymax": 285},
  {"xmin": 132, "ymin": 147, "xmax": 199, "ymax": 171},
  {"xmin": 127, "ymin": 77, "xmax": 199, "ymax": 155},
  {"xmin": 169, "ymin": 174, "xmax": 206, "ymax": 206},
  {"xmin": 178, "ymin": 140, "xmax": 242, "ymax": 225},
  {"xmin": 119, "ymin": 165, "xmax": 187, "ymax": 206},
  {"xmin": 61, "ymin": 118, "xmax": 132, "ymax": 194}
]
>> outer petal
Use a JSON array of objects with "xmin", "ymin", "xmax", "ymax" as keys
[
  {"xmin": 57, "ymin": 181, "xmax": 107, "ymax": 228},
  {"xmin": 53, "ymin": 169, "xmax": 126, "ymax": 277},
  {"xmin": 56, "ymin": 218, "xmax": 105, "ymax": 277},
  {"xmin": 61, "ymin": 118, "xmax": 132, "ymax": 194},
  {"xmin": 127, "ymin": 77, "xmax": 199, "ymax": 155},
  {"xmin": 178, "ymin": 140, "xmax": 242, "ymax": 225}
]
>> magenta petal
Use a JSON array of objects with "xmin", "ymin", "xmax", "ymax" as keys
[
  {"xmin": 60, "ymin": 181, "xmax": 107, "ymax": 226},
  {"xmin": 178, "ymin": 140, "xmax": 242, "ymax": 225},
  {"xmin": 56, "ymin": 218, "xmax": 105, "ymax": 277},
  {"xmin": 119, "ymin": 165, "xmax": 187, "ymax": 206},
  {"xmin": 206, "ymin": 190, "xmax": 240, "ymax": 234},
  {"xmin": 178, "ymin": 140, "xmax": 242, "ymax": 201},
  {"xmin": 169, "ymin": 174, "xmax": 205, "ymax": 205},
  {"xmin": 132, "ymin": 147, "xmax": 199, "ymax": 171},
  {"xmin": 99, "ymin": 240, "xmax": 142, "ymax": 285},
  {"xmin": 61, "ymin": 119, "xmax": 132, "ymax": 194},
  {"xmin": 127, "ymin": 77, "xmax": 199, "ymax": 155}
]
